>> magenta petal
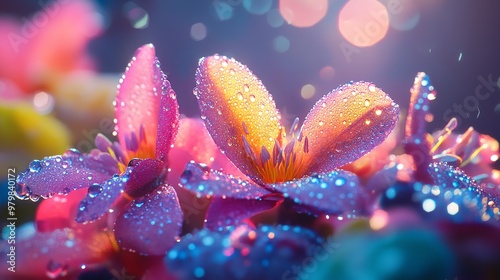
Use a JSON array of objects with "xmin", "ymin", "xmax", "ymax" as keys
[
  {"xmin": 115, "ymin": 44, "xmax": 162, "ymax": 151},
  {"xmin": 114, "ymin": 185, "xmax": 182, "ymax": 256},
  {"xmin": 16, "ymin": 149, "xmax": 119, "ymax": 200},
  {"xmin": 269, "ymin": 170, "xmax": 366, "ymax": 215},
  {"xmin": 155, "ymin": 75, "xmax": 180, "ymax": 163},
  {"xmin": 205, "ymin": 197, "xmax": 279, "ymax": 231},
  {"xmin": 179, "ymin": 162, "xmax": 271, "ymax": 199},
  {"xmin": 124, "ymin": 158, "xmax": 165, "ymax": 198}
]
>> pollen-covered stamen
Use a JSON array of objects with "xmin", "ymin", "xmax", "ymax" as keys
[{"xmin": 241, "ymin": 120, "xmax": 310, "ymax": 183}]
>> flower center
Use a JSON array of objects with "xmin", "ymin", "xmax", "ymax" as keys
[
  {"xmin": 109, "ymin": 124, "xmax": 156, "ymax": 173},
  {"xmin": 242, "ymin": 118, "xmax": 309, "ymax": 183}
]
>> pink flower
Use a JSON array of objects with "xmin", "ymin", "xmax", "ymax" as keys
[{"xmin": 16, "ymin": 44, "xmax": 183, "ymax": 256}]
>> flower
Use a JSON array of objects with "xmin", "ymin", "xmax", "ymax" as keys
[
  {"xmin": 16, "ymin": 44, "xmax": 183, "ymax": 256},
  {"xmin": 0, "ymin": 0, "xmax": 101, "ymax": 94},
  {"xmin": 180, "ymin": 55, "xmax": 400, "ymax": 229},
  {"xmin": 378, "ymin": 72, "xmax": 499, "ymax": 223}
]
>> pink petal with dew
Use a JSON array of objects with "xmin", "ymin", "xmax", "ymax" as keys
[
  {"xmin": 179, "ymin": 162, "xmax": 272, "ymax": 199},
  {"xmin": 0, "ymin": 224, "xmax": 113, "ymax": 279},
  {"xmin": 155, "ymin": 74, "xmax": 179, "ymax": 163},
  {"xmin": 115, "ymin": 44, "xmax": 162, "ymax": 155},
  {"xmin": 114, "ymin": 185, "xmax": 183, "ymax": 256},
  {"xmin": 205, "ymin": 197, "xmax": 280, "ymax": 231},
  {"xmin": 268, "ymin": 170, "xmax": 367, "ymax": 215},
  {"xmin": 16, "ymin": 149, "xmax": 119, "ymax": 200},
  {"xmin": 301, "ymin": 81, "xmax": 399, "ymax": 175}
]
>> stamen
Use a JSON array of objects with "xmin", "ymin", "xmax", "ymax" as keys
[
  {"xmin": 430, "ymin": 118, "xmax": 457, "ymax": 154},
  {"xmin": 242, "ymin": 121, "xmax": 249, "ymax": 135},
  {"xmin": 289, "ymin": 117, "xmax": 300, "ymax": 135},
  {"xmin": 139, "ymin": 124, "xmax": 147, "ymax": 144},
  {"xmin": 242, "ymin": 135, "xmax": 258, "ymax": 163},
  {"xmin": 260, "ymin": 146, "xmax": 271, "ymax": 165},
  {"xmin": 303, "ymin": 136, "xmax": 309, "ymax": 153},
  {"xmin": 461, "ymin": 144, "xmax": 487, "ymax": 167}
]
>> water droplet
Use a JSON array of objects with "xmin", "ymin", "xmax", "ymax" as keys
[
  {"xmin": 30, "ymin": 194, "xmax": 40, "ymax": 202},
  {"xmin": 368, "ymin": 83, "xmax": 376, "ymax": 92},
  {"xmin": 221, "ymin": 61, "xmax": 228, "ymax": 67},
  {"xmin": 343, "ymin": 97, "xmax": 348, "ymax": 102},
  {"xmin": 249, "ymin": 95, "xmax": 256, "ymax": 102},
  {"xmin": 318, "ymin": 121, "xmax": 324, "ymax": 126},
  {"xmin": 62, "ymin": 187, "xmax": 71, "ymax": 195},
  {"xmin": 335, "ymin": 178, "xmax": 346, "ymax": 186},
  {"xmin": 365, "ymin": 119, "xmax": 371, "ymax": 125},
  {"xmin": 29, "ymin": 160, "xmax": 42, "ymax": 172},
  {"xmin": 364, "ymin": 99, "xmax": 370, "ymax": 107},
  {"xmin": 244, "ymin": 84, "xmax": 250, "ymax": 92},
  {"xmin": 375, "ymin": 109, "xmax": 382, "ymax": 116},
  {"xmin": 229, "ymin": 68, "xmax": 235, "ymax": 75},
  {"xmin": 135, "ymin": 200, "xmax": 145, "ymax": 207},
  {"xmin": 15, "ymin": 184, "xmax": 30, "ymax": 200},
  {"xmin": 88, "ymin": 183, "xmax": 102, "ymax": 198}
]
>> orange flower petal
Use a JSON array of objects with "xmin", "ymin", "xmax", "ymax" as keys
[
  {"xmin": 301, "ymin": 81, "xmax": 399, "ymax": 174},
  {"xmin": 195, "ymin": 55, "xmax": 282, "ymax": 181}
]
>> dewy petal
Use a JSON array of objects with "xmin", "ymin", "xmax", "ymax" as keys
[
  {"xmin": 0, "ymin": 225, "xmax": 112, "ymax": 279},
  {"xmin": 16, "ymin": 149, "xmax": 119, "ymax": 200},
  {"xmin": 76, "ymin": 173, "xmax": 130, "ymax": 223},
  {"xmin": 123, "ymin": 158, "xmax": 165, "ymax": 198},
  {"xmin": 114, "ymin": 185, "xmax": 182, "ymax": 256},
  {"xmin": 268, "ymin": 170, "xmax": 366, "ymax": 215},
  {"xmin": 155, "ymin": 74, "xmax": 180, "ymax": 163},
  {"xmin": 180, "ymin": 162, "xmax": 272, "ymax": 199},
  {"xmin": 301, "ymin": 81, "xmax": 400, "ymax": 175},
  {"xmin": 421, "ymin": 162, "xmax": 499, "ymax": 223},
  {"xmin": 403, "ymin": 73, "xmax": 435, "ymax": 183},
  {"xmin": 195, "ymin": 55, "xmax": 282, "ymax": 180},
  {"xmin": 205, "ymin": 197, "xmax": 280, "ymax": 231},
  {"xmin": 115, "ymin": 44, "xmax": 162, "ymax": 156}
]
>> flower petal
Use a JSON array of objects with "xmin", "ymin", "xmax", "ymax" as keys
[
  {"xmin": 425, "ymin": 162, "xmax": 499, "ymax": 223},
  {"xmin": 114, "ymin": 185, "xmax": 182, "ymax": 256},
  {"xmin": 205, "ymin": 197, "xmax": 280, "ymax": 231},
  {"xmin": 301, "ymin": 81, "xmax": 399, "ymax": 175},
  {"xmin": 155, "ymin": 75, "xmax": 179, "ymax": 163},
  {"xmin": 179, "ymin": 162, "xmax": 272, "ymax": 199},
  {"xmin": 123, "ymin": 158, "xmax": 165, "ymax": 198},
  {"xmin": 16, "ymin": 149, "xmax": 118, "ymax": 200},
  {"xmin": 0, "ymin": 224, "xmax": 112, "ymax": 279},
  {"xmin": 403, "ymin": 73, "xmax": 435, "ymax": 183},
  {"xmin": 76, "ymin": 173, "xmax": 129, "ymax": 223},
  {"xmin": 195, "ymin": 55, "xmax": 282, "ymax": 180},
  {"xmin": 35, "ymin": 188, "xmax": 88, "ymax": 232},
  {"xmin": 268, "ymin": 170, "xmax": 367, "ymax": 215},
  {"xmin": 115, "ymin": 44, "xmax": 162, "ymax": 156}
]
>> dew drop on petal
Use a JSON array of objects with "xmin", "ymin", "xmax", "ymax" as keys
[
  {"xmin": 29, "ymin": 160, "xmax": 42, "ymax": 172},
  {"xmin": 88, "ymin": 183, "xmax": 102, "ymax": 198}
]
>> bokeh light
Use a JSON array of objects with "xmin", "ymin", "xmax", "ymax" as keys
[
  {"xmin": 279, "ymin": 0, "xmax": 328, "ymax": 28},
  {"xmin": 273, "ymin": 35, "xmax": 290, "ymax": 53},
  {"xmin": 124, "ymin": 2, "xmax": 149, "ymax": 29},
  {"xmin": 33, "ymin": 91, "xmax": 55, "ymax": 115},
  {"xmin": 319, "ymin": 66, "xmax": 335, "ymax": 81},
  {"xmin": 384, "ymin": 0, "xmax": 420, "ymax": 31},
  {"xmin": 338, "ymin": 0, "xmax": 389, "ymax": 47},
  {"xmin": 300, "ymin": 84, "xmax": 315, "ymax": 99},
  {"xmin": 267, "ymin": 8, "xmax": 285, "ymax": 27},
  {"xmin": 243, "ymin": 0, "xmax": 273, "ymax": 15},
  {"xmin": 191, "ymin": 22, "xmax": 207, "ymax": 41}
]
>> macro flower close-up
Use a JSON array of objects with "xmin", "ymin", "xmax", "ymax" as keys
[{"xmin": 1, "ymin": 1, "xmax": 500, "ymax": 279}]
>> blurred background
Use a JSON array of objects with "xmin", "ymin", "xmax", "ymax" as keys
[{"xmin": 1, "ymin": 0, "xmax": 500, "ymax": 221}]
